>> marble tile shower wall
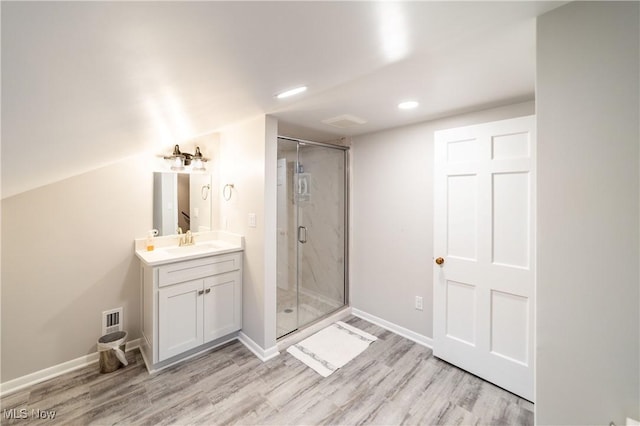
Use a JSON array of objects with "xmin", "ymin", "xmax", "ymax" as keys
[
  {"xmin": 278, "ymin": 147, "xmax": 345, "ymax": 308},
  {"xmin": 297, "ymin": 148, "xmax": 345, "ymax": 306}
]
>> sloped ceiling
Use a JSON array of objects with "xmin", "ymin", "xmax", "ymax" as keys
[{"xmin": 1, "ymin": 1, "xmax": 563, "ymax": 198}]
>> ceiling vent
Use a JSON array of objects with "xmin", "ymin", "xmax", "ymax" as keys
[{"xmin": 322, "ymin": 114, "xmax": 367, "ymax": 129}]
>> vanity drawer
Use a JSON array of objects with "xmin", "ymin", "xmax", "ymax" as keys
[{"xmin": 158, "ymin": 252, "xmax": 242, "ymax": 287}]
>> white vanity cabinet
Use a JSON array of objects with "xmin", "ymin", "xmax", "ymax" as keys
[{"xmin": 139, "ymin": 250, "xmax": 242, "ymax": 371}]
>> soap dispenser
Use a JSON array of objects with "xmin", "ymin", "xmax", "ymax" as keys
[{"xmin": 146, "ymin": 229, "xmax": 159, "ymax": 251}]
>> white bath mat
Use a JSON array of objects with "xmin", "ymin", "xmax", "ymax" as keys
[{"xmin": 287, "ymin": 321, "xmax": 377, "ymax": 377}]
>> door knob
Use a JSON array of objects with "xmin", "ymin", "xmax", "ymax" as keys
[{"xmin": 435, "ymin": 257, "xmax": 445, "ymax": 265}]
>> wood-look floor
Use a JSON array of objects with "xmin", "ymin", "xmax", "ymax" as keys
[{"xmin": 1, "ymin": 316, "xmax": 533, "ymax": 425}]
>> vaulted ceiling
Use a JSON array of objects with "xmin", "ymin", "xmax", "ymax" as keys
[{"xmin": 1, "ymin": 1, "xmax": 563, "ymax": 198}]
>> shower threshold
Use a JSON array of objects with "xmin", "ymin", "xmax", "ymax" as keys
[{"xmin": 276, "ymin": 305, "xmax": 352, "ymax": 352}]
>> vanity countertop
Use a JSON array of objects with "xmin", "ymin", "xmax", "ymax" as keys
[{"xmin": 134, "ymin": 231, "xmax": 244, "ymax": 266}]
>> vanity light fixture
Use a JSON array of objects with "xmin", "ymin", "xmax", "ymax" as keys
[
  {"xmin": 398, "ymin": 101, "xmax": 419, "ymax": 110},
  {"xmin": 163, "ymin": 144, "xmax": 208, "ymax": 171},
  {"xmin": 190, "ymin": 147, "xmax": 206, "ymax": 171},
  {"xmin": 276, "ymin": 86, "xmax": 307, "ymax": 99},
  {"xmin": 165, "ymin": 144, "xmax": 185, "ymax": 170}
]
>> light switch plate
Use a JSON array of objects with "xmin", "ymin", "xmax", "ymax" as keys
[{"xmin": 248, "ymin": 213, "xmax": 257, "ymax": 228}]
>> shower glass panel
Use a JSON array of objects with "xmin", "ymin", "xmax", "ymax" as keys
[{"xmin": 276, "ymin": 138, "xmax": 347, "ymax": 339}]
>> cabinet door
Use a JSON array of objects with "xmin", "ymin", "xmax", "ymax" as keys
[
  {"xmin": 159, "ymin": 279, "xmax": 203, "ymax": 361},
  {"xmin": 203, "ymin": 271, "xmax": 242, "ymax": 342}
]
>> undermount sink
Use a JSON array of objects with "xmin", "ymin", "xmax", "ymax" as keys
[{"xmin": 163, "ymin": 242, "xmax": 224, "ymax": 255}]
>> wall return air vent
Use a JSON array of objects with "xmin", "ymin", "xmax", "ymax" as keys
[
  {"xmin": 322, "ymin": 114, "xmax": 367, "ymax": 129},
  {"xmin": 102, "ymin": 307, "xmax": 123, "ymax": 335}
]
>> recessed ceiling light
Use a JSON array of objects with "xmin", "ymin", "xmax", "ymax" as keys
[
  {"xmin": 276, "ymin": 86, "xmax": 307, "ymax": 99},
  {"xmin": 398, "ymin": 101, "xmax": 419, "ymax": 110}
]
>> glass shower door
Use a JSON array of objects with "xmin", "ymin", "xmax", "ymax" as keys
[
  {"xmin": 295, "ymin": 142, "xmax": 346, "ymax": 330},
  {"xmin": 276, "ymin": 139, "xmax": 299, "ymax": 338},
  {"xmin": 276, "ymin": 137, "xmax": 347, "ymax": 339}
]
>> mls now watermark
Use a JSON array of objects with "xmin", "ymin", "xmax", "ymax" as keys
[{"xmin": 3, "ymin": 409, "xmax": 56, "ymax": 420}]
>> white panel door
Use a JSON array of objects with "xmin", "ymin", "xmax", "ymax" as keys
[
  {"xmin": 158, "ymin": 279, "xmax": 204, "ymax": 361},
  {"xmin": 433, "ymin": 115, "xmax": 535, "ymax": 401}
]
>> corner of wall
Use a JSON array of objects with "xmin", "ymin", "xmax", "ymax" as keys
[
  {"xmin": 536, "ymin": 2, "xmax": 640, "ymax": 423},
  {"xmin": 217, "ymin": 114, "xmax": 271, "ymax": 350},
  {"xmin": 263, "ymin": 116, "xmax": 278, "ymax": 348}
]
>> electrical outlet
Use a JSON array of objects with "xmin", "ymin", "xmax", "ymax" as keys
[
  {"xmin": 415, "ymin": 296, "xmax": 423, "ymax": 311},
  {"xmin": 248, "ymin": 213, "xmax": 257, "ymax": 228}
]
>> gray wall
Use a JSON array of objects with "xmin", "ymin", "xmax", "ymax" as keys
[
  {"xmin": 350, "ymin": 100, "xmax": 534, "ymax": 339},
  {"xmin": 0, "ymin": 113, "xmax": 276, "ymax": 382},
  {"xmin": 1, "ymin": 135, "xmax": 219, "ymax": 383},
  {"xmin": 536, "ymin": 2, "xmax": 640, "ymax": 424},
  {"xmin": 217, "ymin": 115, "xmax": 278, "ymax": 350},
  {"xmin": 1, "ymin": 156, "xmax": 151, "ymax": 381}
]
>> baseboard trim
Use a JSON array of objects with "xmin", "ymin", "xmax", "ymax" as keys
[
  {"xmin": 1, "ymin": 332, "xmax": 282, "ymax": 397},
  {"xmin": 352, "ymin": 308, "xmax": 433, "ymax": 349},
  {"xmin": 1, "ymin": 310, "xmax": 433, "ymax": 397},
  {"xmin": 0, "ymin": 338, "xmax": 142, "ymax": 397},
  {"xmin": 125, "ymin": 338, "xmax": 141, "ymax": 352},
  {"xmin": 142, "ymin": 335, "xmax": 238, "ymax": 374},
  {"xmin": 237, "ymin": 332, "xmax": 280, "ymax": 362}
]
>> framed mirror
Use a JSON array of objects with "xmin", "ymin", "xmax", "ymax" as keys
[{"xmin": 153, "ymin": 172, "xmax": 212, "ymax": 236}]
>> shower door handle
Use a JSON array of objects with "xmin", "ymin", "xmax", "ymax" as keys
[{"xmin": 298, "ymin": 226, "xmax": 307, "ymax": 244}]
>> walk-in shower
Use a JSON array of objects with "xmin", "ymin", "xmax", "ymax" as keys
[{"xmin": 276, "ymin": 137, "xmax": 348, "ymax": 338}]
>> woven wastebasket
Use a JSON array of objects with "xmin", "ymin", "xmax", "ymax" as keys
[{"xmin": 97, "ymin": 331, "xmax": 128, "ymax": 373}]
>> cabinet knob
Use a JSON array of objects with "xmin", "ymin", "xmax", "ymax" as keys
[
  {"xmin": 435, "ymin": 257, "xmax": 445, "ymax": 265},
  {"xmin": 205, "ymin": 288, "xmax": 211, "ymax": 294},
  {"xmin": 198, "ymin": 290, "xmax": 204, "ymax": 295}
]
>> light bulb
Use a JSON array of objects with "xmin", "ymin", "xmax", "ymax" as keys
[
  {"xmin": 171, "ymin": 156, "xmax": 184, "ymax": 171},
  {"xmin": 191, "ymin": 158, "xmax": 205, "ymax": 171}
]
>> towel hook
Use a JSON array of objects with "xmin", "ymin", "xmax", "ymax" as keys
[{"xmin": 223, "ymin": 184, "xmax": 234, "ymax": 201}]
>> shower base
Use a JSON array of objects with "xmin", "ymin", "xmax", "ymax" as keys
[{"xmin": 276, "ymin": 287, "xmax": 343, "ymax": 338}]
